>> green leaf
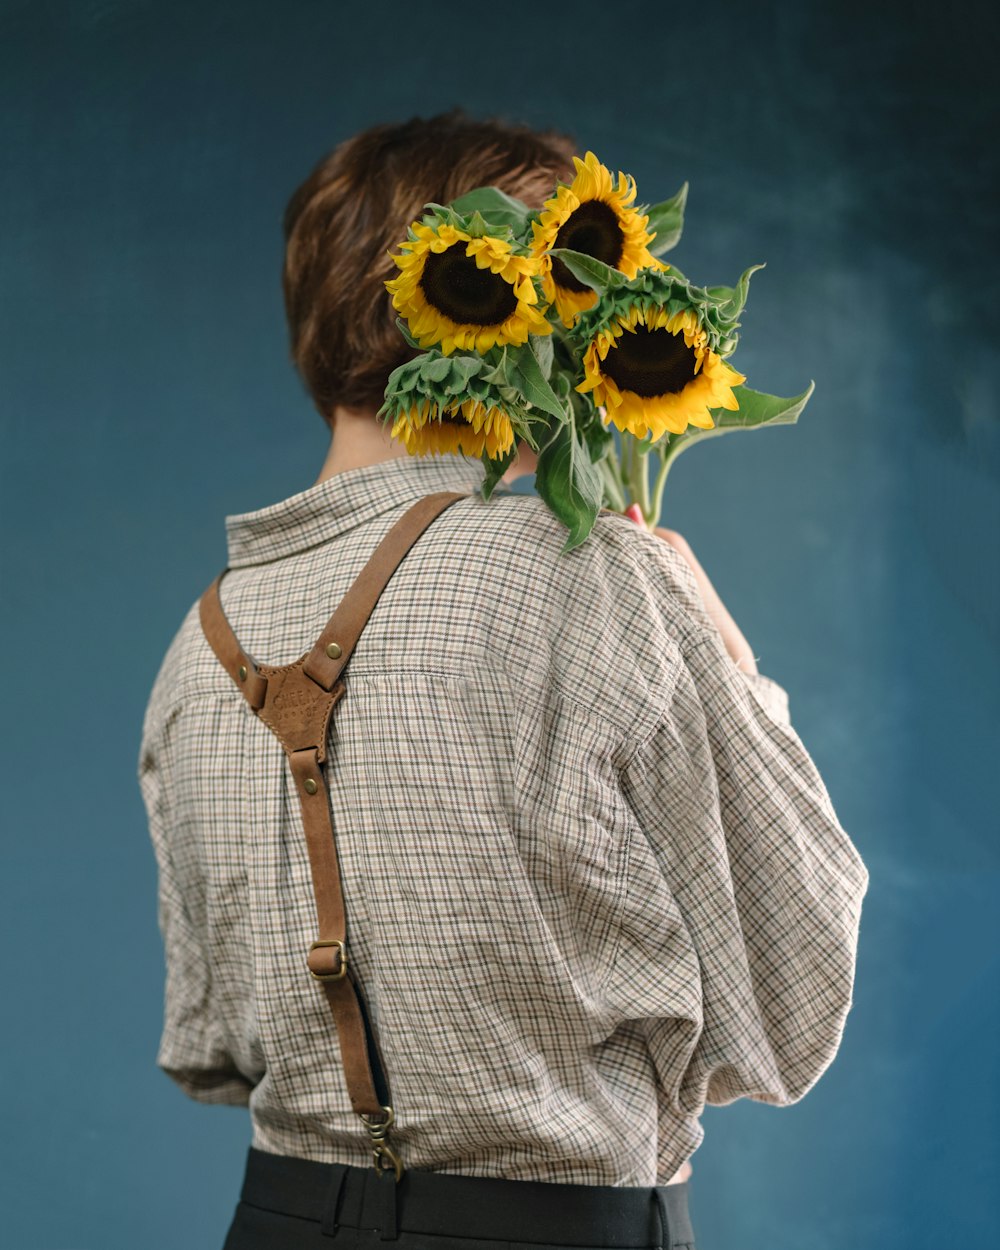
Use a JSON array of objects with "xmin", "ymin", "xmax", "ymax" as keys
[
  {"xmin": 724, "ymin": 381, "xmax": 815, "ymax": 426},
  {"xmin": 421, "ymin": 356, "xmax": 452, "ymax": 383},
  {"xmin": 659, "ymin": 380, "xmax": 814, "ymax": 471},
  {"xmin": 383, "ymin": 353, "xmax": 427, "ymax": 397},
  {"xmin": 707, "ymin": 263, "xmax": 766, "ymax": 323},
  {"xmin": 448, "ymin": 186, "xmax": 531, "ymax": 234},
  {"xmin": 528, "ymin": 330, "xmax": 554, "ymax": 380},
  {"xmin": 580, "ymin": 407, "xmax": 617, "ymax": 469},
  {"xmin": 465, "ymin": 209, "xmax": 490, "ymax": 238},
  {"xmin": 418, "ymin": 202, "xmax": 460, "ymax": 230},
  {"xmin": 547, "ymin": 247, "xmax": 621, "ymax": 295},
  {"xmin": 643, "ymin": 182, "xmax": 688, "ymax": 256},
  {"xmin": 506, "ymin": 343, "xmax": 567, "ymax": 422},
  {"xmin": 519, "ymin": 405, "xmax": 554, "ymax": 447},
  {"xmin": 478, "ymin": 345, "xmax": 510, "ymax": 388},
  {"xmin": 440, "ymin": 355, "xmax": 483, "ymax": 395},
  {"xmin": 480, "ymin": 445, "xmax": 519, "ymax": 499},
  {"xmin": 395, "ymin": 316, "xmax": 421, "ymax": 350},
  {"xmin": 551, "ymin": 370, "xmax": 572, "ymax": 401},
  {"xmin": 534, "ymin": 416, "xmax": 605, "ymax": 554},
  {"xmin": 715, "ymin": 335, "xmax": 739, "ymax": 358}
]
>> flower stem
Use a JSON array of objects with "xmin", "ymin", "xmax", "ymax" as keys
[
  {"xmin": 599, "ymin": 444, "xmax": 627, "ymax": 512},
  {"xmin": 649, "ymin": 448, "xmax": 673, "ymax": 528},
  {"xmin": 622, "ymin": 436, "xmax": 653, "ymax": 528}
]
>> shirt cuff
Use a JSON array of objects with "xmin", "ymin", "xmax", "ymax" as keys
[
  {"xmin": 158, "ymin": 1058, "xmax": 254, "ymax": 1106},
  {"xmin": 737, "ymin": 667, "xmax": 792, "ymax": 728}
]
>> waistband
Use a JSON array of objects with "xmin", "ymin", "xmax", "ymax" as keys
[{"xmin": 236, "ymin": 1146, "xmax": 696, "ymax": 1248}]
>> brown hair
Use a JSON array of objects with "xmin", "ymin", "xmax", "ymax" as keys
[{"xmin": 281, "ymin": 108, "xmax": 578, "ymax": 425}]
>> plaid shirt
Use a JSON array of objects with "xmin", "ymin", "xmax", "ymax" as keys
[{"xmin": 137, "ymin": 452, "xmax": 870, "ymax": 1186}]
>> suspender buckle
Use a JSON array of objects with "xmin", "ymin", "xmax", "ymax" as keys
[
  {"xmin": 361, "ymin": 1105, "xmax": 404, "ymax": 1182},
  {"xmin": 372, "ymin": 1139, "xmax": 404, "ymax": 1183},
  {"xmin": 307, "ymin": 938, "xmax": 347, "ymax": 981}
]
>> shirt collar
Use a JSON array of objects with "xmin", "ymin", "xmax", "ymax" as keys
[{"xmin": 225, "ymin": 453, "xmax": 495, "ymax": 568}]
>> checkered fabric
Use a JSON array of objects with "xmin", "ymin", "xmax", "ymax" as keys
[{"xmin": 137, "ymin": 452, "xmax": 869, "ymax": 1186}]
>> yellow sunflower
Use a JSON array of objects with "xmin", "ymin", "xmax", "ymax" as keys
[
  {"xmin": 577, "ymin": 305, "xmax": 746, "ymax": 439},
  {"xmin": 389, "ymin": 394, "xmax": 516, "ymax": 459},
  {"xmin": 386, "ymin": 221, "xmax": 551, "ymax": 355},
  {"xmin": 530, "ymin": 151, "xmax": 667, "ymax": 328}
]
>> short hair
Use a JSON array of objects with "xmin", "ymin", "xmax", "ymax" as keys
[{"xmin": 281, "ymin": 108, "xmax": 578, "ymax": 425}]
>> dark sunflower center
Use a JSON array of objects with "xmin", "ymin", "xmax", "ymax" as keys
[
  {"xmin": 551, "ymin": 201, "xmax": 625, "ymax": 293},
  {"xmin": 600, "ymin": 323, "xmax": 698, "ymax": 398},
  {"xmin": 419, "ymin": 243, "xmax": 519, "ymax": 326}
]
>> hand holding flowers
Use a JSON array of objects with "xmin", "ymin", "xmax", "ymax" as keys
[{"xmin": 652, "ymin": 525, "xmax": 760, "ymax": 674}]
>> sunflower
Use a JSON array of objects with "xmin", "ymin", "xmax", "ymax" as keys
[
  {"xmin": 379, "ymin": 350, "xmax": 525, "ymax": 459},
  {"xmin": 386, "ymin": 221, "xmax": 551, "ymax": 355},
  {"xmin": 576, "ymin": 305, "xmax": 746, "ymax": 440},
  {"xmin": 530, "ymin": 151, "xmax": 667, "ymax": 328},
  {"xmin": 388, "ymin": 395, "xmax": 516, "ymax": 459}
]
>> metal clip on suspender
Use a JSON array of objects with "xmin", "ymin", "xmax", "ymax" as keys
[{"xmin": 197, "ymin": 489, "xmax": 471, "ymax": 1183}]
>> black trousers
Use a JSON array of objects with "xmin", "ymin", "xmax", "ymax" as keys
[{"xmin": 222, "ymin": 1147, "xmax": 697, "ymax": 1250}]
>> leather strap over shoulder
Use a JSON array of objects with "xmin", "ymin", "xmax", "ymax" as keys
[
  {"xmin": 301, "ymin": 490, "xmax": 478, "ymax": 691},
  {"xmin": 198, "ymin": 571, "xmax": 269, "ymax": 710},
  {"xmin": 195, "ymin": 487, "xmax": 472, "ymax": 1182}
]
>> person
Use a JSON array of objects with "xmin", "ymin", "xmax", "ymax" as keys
[{"xmin": 137, "ymin": 109, "xmax": 870, "ymax": 1250}]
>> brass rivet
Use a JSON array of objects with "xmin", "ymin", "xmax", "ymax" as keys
[
  {"xmin": 238, "ymin": 664, "xmax": 247, "ymax": 681},
  {"xmin": 303, "ymin": 777, "xmax": 318, "ymax": 795},
  {"xmin": 325, "ymin": 642, "xmax": 342, "ymax": 659}
]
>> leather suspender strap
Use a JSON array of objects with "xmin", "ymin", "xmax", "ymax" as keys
[{"xmin": 196, "ymin": 489, "xmax": 471, "ymax": 1183}]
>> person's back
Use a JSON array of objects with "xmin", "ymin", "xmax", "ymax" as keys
[
  {"xmin": 139, "ymin": 448, "xmax": 868, "ymax": 1160},
  {"xmin": 137, "ymin": 110, "xmax": 869, "ymax": 1248}
]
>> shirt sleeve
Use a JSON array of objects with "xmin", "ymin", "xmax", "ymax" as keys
[
  {"xmin": 597, "ymin": 522, "xmax": 870, "ymax": 1115},
  {"xmin": 138, "ymin": 710, "xmax": 255, "ymax": 1107},
  {"xmin": 617, "ymin": 627, "xmax": 870, "ymax": 1113},
  {"xmin": 739, "ymin": 667, "xmax": 791, "ymax": 728}
]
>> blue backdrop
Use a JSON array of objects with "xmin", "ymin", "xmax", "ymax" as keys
[{"xmin": 2, "ymin": 2, "xmax": 996, "ymax": 1247}]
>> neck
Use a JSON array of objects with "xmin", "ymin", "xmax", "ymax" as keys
[{"xmin": 313, "ymin": 404, "xmax": 537, "ymax": 487}]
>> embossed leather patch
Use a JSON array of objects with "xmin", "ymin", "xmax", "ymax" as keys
[{"xmin": 255, "ymin": 660, "xmax": 345, "ymax": 762}]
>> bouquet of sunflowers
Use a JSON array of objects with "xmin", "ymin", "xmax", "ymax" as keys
[{"xmin": 378, "ymin": 151, "xmax": 813, "ymax": 553}]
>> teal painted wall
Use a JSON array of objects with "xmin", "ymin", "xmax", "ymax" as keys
[{"xmin": 2, "ymin": 1, "xmax": 996, "ymax": 1246}]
